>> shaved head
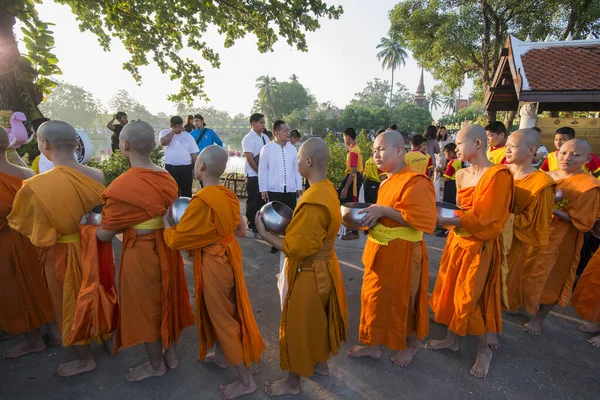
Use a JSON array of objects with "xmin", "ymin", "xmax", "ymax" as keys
[
  {"xmin": 0, "ymin": 126, "xmax": 8, "ymax": 150},
  {"xmin": 121, "ymin": 120, "xmax": 155, "ymax": 154},
  {"xmin": 198, "ymin": 145, "xmax": 228, "ymax": 176},
  {"xmin": 557, "ymin": 139, "xmax": 593, "ymax": 173},
  {"xmin": 568, "ymin": 138, "xmax": 592, "ymax": 155},
  {"xmin": 511, "ymin": 128, "xmax": 540, "ymax": 147},
  {"xmin": 38, "ymin": 120, "xmax": 77, "ymax": 152},
  {"xmin": 299, "ymin": 137, "xmax": 329, "ymax": 169},
  {"xmin": 459, "ymin": 124, "xmax": 487, "ymax": 146},
  {"xmin": 377, "ymin": 130, "xmax": 404, "ymax": 148}
]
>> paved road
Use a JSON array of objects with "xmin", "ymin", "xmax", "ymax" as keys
[{"xmin": 1, "ymin": 224, "xmax": 599, "ymax": 399}]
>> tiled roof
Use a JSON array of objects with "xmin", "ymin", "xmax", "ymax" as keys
[{"xmin": 521, "ymin": 45, "xmax": 600, "ymax": 91}]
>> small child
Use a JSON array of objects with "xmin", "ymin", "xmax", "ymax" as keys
[
  {"xmin": 442, "ymin": 143, "xmax": 462, "ymax": 205},
  {"xmin": 404, "ymin": 135, "xmax": 433, "ymax": 175}
]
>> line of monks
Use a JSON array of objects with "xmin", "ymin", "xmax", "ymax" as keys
[{"xmin": 1, "ymin": 121, "xmax": 599, "ymax": 399}]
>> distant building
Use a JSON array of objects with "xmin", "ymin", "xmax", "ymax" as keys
[
  {"xmin": 413, "ymin": 68, "xmax": 429, "ymax": 111},
  {"xmin": 457, "ymin": 98, "xmax": 478, "ymax": 110}
]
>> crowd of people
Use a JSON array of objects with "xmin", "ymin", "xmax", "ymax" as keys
[{"xmin": 1, "ymin": 110, "xmax": 600, "ymax": 400}]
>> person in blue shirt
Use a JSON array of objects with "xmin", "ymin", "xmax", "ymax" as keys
[{"xmin": 190, "ymin": 114, "xmax": 223, "ymax": 153}]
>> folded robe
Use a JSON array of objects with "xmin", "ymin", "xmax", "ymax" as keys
[
  {"xmin": 571, "ymin": 249, "xmax": 600, "ymax": 323},
  {"xmin": 100, "ymin": 168, "xmax": 194, "ymax": 352},
  {"xmin": 0, "ymin": 172, "xmax": 54, "ymax": 334},
  {"xmin": 430, "ymin": 165, "xmax": 514, "ymax": 336},
  {"xmin": 164, "ymin": 185, "xmax": 264, "ymax": 367},
  {"xmin": 360, "ymin": 167, "xmax": 436, "ymax": 350}
]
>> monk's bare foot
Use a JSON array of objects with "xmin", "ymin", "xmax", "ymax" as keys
[
  {"xmin": 313, "ymin": 362, "xmax": 329, "ymax": 376},
  {"xmin": 3, "ymin": 339, "xmax": 47, "ymax": 359},
  {"xmin": 219, "ymin": 377, "xmax": 257, "ymax": 400},
  {"xmin": 264, "ymin": 378, "xmax": 301, "ymax": 397},
  {"xmin": 425, "ymin": 338, "xmax": 459, "ymax": 351},
  {"xmin": 46, "ymin": 322, "xmax": 62, "ymax": 346},
  {"xmin": 57, "ymin": 359, "xmax": 97, "ymax": 377},
  {"xmin": 469, "ymin": 347, "xmax": 493, "ymax": 379},
  {"xmin": 203, "ymin": 350, "xmax": 230, "ymax": 369},
  {"xmin": 523, "ymin": 317, "xmax": 543, "ymax": 336},
  {"xmin": 346, "ymin": 345, "xmax": 382, "ymax": 359},
  {"xmin": 487, "ymin": 332, "xmax": 500, "ymax": 350},
  {"xmin": 164, "ymin": 346, "xmax": 179, "ymax": 369},
  {"xmin": 579, "ymin": 322, "xmax": 600, "ymax": 334},
  {"xmin": 390, "ymin": 344, "xmax": 421, "ymax": 367},
  {"xmin": 126, "ymin": 361, "xmax": 167, "ymax": 382},
  {"xmin": 588, "ymin": 335, "xmax": 600, "ymax": 347}
]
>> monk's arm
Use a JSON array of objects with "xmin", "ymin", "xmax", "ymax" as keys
[
  {"xmin": 234, "ymin": 214, "xmax": 247, "ymax": 237},
  {"xmin": 565, "ymin": 188, "xmax": 600, "ymax": 230},
  {"xmin": 282, "ymin": 205, "xmax": 329, "ymax": 259},
  {"xmin": 256, "ymin": 226, "xmax": 284, "ymax": 251}
]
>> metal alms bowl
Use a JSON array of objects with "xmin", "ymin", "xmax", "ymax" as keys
[
  {"xmin": 260, "ymin": 201, "xmax": 293, "ymax": 234},
  {"xmin": 554, "ymin": 188, "xmax": 564, "ymax": 204},
  {"xmin": 89, "ymin": 204, "xmax": 104, "ymax": 226},
  {"xmin": 436, "ymin": 202, "xmax": 462, "ymax": 219},
  {"xmin": 341, "ymin": 202, "xmax": 373, "ymax": 231},
  {"xmin": 168, "ymin": 197, "xmax": 191, "ymax": 226}
]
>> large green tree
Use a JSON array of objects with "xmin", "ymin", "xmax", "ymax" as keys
[
  {"xmin": 392, "ymin": 102, "xmax": 432, "ymax": 135},
  {"xmin": 376, "ymin": 36, "xmax": 408, "ymax": 124},
  {"xmin": 350, "ymin": 78, "xmax": 411, "ymax": 110},
  {"xmin": 0, "ymin": 0, "xmax": 343, "ymax": 118}
]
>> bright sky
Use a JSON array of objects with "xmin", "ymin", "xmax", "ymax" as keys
[{"xmin": 28, "ymin": 0, "xmax": 473, "ymax": 120}]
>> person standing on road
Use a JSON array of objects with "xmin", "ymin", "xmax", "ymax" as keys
[
  {"xmin": 159, "ymin": 116, "xmax": 199, "ymax": 197},
  {"xmin": 242, "ymin": 113, "xmax": 268, "ymax": 234},
  {"xmin": 106, "ymin": 111, "xmax": 129, "ymax": 152},
  {"xmin": 190, "ymin": 114, "xmax": 223, "ymax": 153}
]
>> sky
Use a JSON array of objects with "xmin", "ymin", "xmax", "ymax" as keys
[{"xmin": 26, "ymin": 0, "xmax": 473, "ymax": 120}]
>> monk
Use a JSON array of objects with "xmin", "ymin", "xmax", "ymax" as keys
[
  {"xmin": 523, "ymin": 139, "xmax": 600, "ymax": 335},
  {"xmin": 0, "ymin": 127, "xmax": 60, "ymax": 358},
  {"xmin": 256, "ymin": 137, "xmax": 348, "ymax": 396},
  {"xmin": 88, "ymin": 121, "xmax": 194, "ymax": 382},
  {"xmin": 427, "ymin": 124, "xmax": 514, "ymax": 379},
  {"xmin": 346, "ymin": 130, "xmax": 436, "ymax": 367},
  {"xmin": 7, "ymin": 120, "xmax": 109, "ymax": 377},
  {"xmin": 164, "ymin": 145, "xmax": 264, "ymax": 399}
]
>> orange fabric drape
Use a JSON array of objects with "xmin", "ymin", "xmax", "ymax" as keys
[
  {"xmin": 0, "ymin": 172, "xmax": 54, "ymax": 335},
  {"xmin": 163, "ymin": 185, "xmax": 264, "ymax": 367},
  {"xmin": 101, "ymin": 168, "xmax": 194, "ymax": 352},
  {"xmin": 571, "ymin": 250, "xmax": 600, "ymax": 323},
  {"xmin": 279, "ymin": 179, "xmax": 348, "ymax": 377},
  {"xmin": 360, "ymin": 167, "xmax": 436, "ymax": 350},
  {"xmin": 430, "ymin": 165, "xmax": 514, "ymax": 336}
]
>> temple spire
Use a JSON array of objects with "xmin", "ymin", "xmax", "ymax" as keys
[
  {"xmin": 413, "ymin": 68, "xmax": 429, "ymax": 110},
  {"xmin": 416, "ymin": 68, "xmax": 425, "ymax": 95}
]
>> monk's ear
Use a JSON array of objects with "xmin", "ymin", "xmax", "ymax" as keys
[
  {"xmin": 123, "ymin": 141, "xmax": 131, "ymax": 152},
  {"xmin": 306, "ymin": 156, "xmax": 313, "ymax": 167},
  {"xmin": 199, "ymin": 161, "xmax": 207, "ymax": 172}
]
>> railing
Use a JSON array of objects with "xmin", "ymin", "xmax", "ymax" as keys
[{"xmin": 220, "ymin": 173, "xmax": 247, "ymax": 198}]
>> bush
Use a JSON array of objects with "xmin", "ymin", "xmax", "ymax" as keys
[
  {"xmin": 324, "ymin": 133, "xmax": 347, "ymax": 188},
  {"xmin": 88, "ymin": 147, "xmax": 164, "ymax": 186}
]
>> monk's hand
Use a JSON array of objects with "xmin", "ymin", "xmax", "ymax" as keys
[
  {"xmin": 79, "ymin": 213, "xmax": 90, "ymax": 225},
  {"xmin": 261, "ymin": 192, "xmax": 269, "ymax": 202},
  {"xmin": 254, "ymin": 211, "xmax": 266, "ymax": 235},
  {"xmin": 163, "ymin": 212, "xmax": 174, "ymax": 229},
  {"xmin": 358, "ymin": 204, "xmax": 386, "ymax": 228}
]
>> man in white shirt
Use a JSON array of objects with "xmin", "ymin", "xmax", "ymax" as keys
[
  {"xmin": 242, "ymin": 113, "xmax": 268, "ymax": 233},
  {"xmin": 159, "ymin": 115, "xmax": 199, "ymax": 197}
]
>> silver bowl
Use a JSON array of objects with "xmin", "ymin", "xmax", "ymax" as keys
[
  {"xmin": 89, "ymin": 204, "xmax": 104, "ymax": 226},
  {"xmin": 554, "ymin": 188, "xmax": 564, "ymax": 203},
  {"xmin": 341, "ymin": 202, "xmax": 373, "ymax": 231},
  {"xmin": 260, "ymin": 201, "xmax": 293, "ymax": 234},
  {"xmin": 436, "ymin": 202, "xmax": 462, "ymax": 219},
  {"xmin": 168, "ymin": 197, "xmax": 191, "ymax": 226}
]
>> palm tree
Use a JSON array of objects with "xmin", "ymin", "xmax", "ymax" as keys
[
  {"xmin": 376, "ymin": 36, "xmax": 408, "ymax": 124},
  {"xmin": 442, "ymin": 93, "xmax": 457, "ymax": 114},
  {"xmin": 427, "ymin": 90, "xmax": 441, "ymax": 113},
  {"xmin": 255, "ymin": 75, "xmax": 278, "ymax": 118}
]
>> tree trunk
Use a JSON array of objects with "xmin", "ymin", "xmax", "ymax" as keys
[
  {"xmin": 486, "ymin": 110, "xmax": 497, "ymax": 124},
  {"xmin": 504, "ymin": 110, "xmax": 517, "ymax": 131},
  {"xmin": 389, "ymin": 68, "xmax": 394, "ymax": 125}
]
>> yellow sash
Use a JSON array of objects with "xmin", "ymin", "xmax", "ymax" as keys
[
  {"xmin": 131, "ymin": 216, "xmax": 164, "ymax": 230},
  {"xmin": 367, "ymin": 223, "xmax": 423, "ymax": 245},
  {"xmin": 453, "ymin": 226, "xmax": 472, "ymax": 237},
  {"xmin": 56, "ymin": 233, "xmax": 80, "ymax": 243}
]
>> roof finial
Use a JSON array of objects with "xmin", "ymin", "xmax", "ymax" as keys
[
  {"xmin": 566, "ymin": 32, "xmax": 573, "ymax": 41},
  {"xmin": 525, "ymin": 34, "xmax": 531, "ymax": 42},
  {"xmin": 587, "ymin": 31, "xmax": 596, "ymax": 40},
  {"xmin": 545, "ymin": 34, "xmax": 551, "ymax": 42}
]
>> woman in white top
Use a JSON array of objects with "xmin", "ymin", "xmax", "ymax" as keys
[{"xmin": 433, "ymin": 126, "xmax": 454, "ymax": 201}]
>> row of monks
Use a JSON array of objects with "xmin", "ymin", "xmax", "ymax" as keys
[{"xmin": 1, "ymin": 120, "xmax": 600, "ymax": 399}]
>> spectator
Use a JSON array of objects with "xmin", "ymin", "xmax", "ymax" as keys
[
  {"xmin": 184, "ymin": 115, "xmax": 194, "ymax": 133},
  {"xmin": 405, "ymin": 135, "xmax": 433, "ymax": 175},
  {"xmin": 263, "ymin": 129, "xmax": 274, "ymax": 142},
  {"xmin": 31, "ymin": 117, "xmax": 51, "ymax": 174},
  {"xmin": 106, "ymin": 111, "xmax": 128, "ymax": 152},
  {"xmin": 258, "ymin": 120, "xmax": 303, "ymax": 253},
  {"xmin": 290, "ymin": 129, "xmax": 301, "ymax": 149},
  {"xmin": 338, "ymin": 127, "xmax": 364, "ymax": 240},
  {"xmin": 531, "ymin": 127, "xmax": 548, "ymax": 168},
  {"xmin": 484, "ymin": 121, "xmax": 508, "ymax": 164},
  {"xmin": 434, "ymin": 125, "xmax": 454, "ymax": 199},
  {"xmin": 387, "ymin": 124, "xmax": 398, "ymax": 131},
  {"xmin": 436, "ymin": 143, "xmax": 462, "ymax": 237},
  {"xmin": 242, "ymin": 113, "xmax": 268, "ymax": 234},
  {"xmin": 190, "ymin": 114, "xmax": 223, "ymax": 153},
  {"xmin": 159, "ymin": 115, "xmax": 199, "ymax": 197},
  {"xmin": 423, "ymin": 125, "xmax": 439, "ymax": 177}
]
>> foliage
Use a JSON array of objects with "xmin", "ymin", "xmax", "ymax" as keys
[
  {"xmin": 427, "ymin": 90, "xmax": 441, "ymax": 113},
  {"xmin": 324, "ymin": 133, "xmax": 347, "ymax": 188},
  {"xmin": 376, "ymin": 36, "xmax": 408, "ymax": 123},
  {"xmin": 87, "ymin": 147, "xmax": 164, "ymax": 186},
  {"xmin": 254, "ymin": 76, "xmax": 315, "ymax": 126},
  {"xmin": 392, "ymin": 103, "xmax": 433, "ymax": 135},
  {"xmin": 40, "ymin": 81, "xmax": 105, "ymax": 132},
  {"xmin": 350, "ymin": 78, "xmax": 411, "ymax": 110},
  {"xmin": 356, "ymin": 130, "xmax": 374, "ymax": 163},
  {"xmin": 457, "ymin": 101, "xmax": 485, "ymax": 122},
  {"xmin": 255, "ymin": 75, "xmax": 278, "ymax": 121}
]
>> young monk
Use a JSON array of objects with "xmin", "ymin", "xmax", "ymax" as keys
[
  {"xmin": 346, "ymin": 130, "xmax": 436, "ymax": 366},
  {"xmin": 540, "ymin": 127, "xmax": 600, "ymax": 176},
  {"xmin": 89, "ymin": 121, "xmax": 194, "ymax": 382},
  {"xmin": 487, "ymin": 129, "xmax": 556, "ymax": 350},
  {"xmin": 7, "ymin": 120, "xmax": 110, "ymax": 377},
  {"xmin": 255, "ymin": 137, "xmax": 348, "ymax": 396},
  {"xmin": 523, "ymin": 139, "xmax": 600, "ymax": 335},
  {"xmin": 0, "ymin": 127, "xmax": 60, "ymax": 358},
  {"xmin": 164, "ymin": 145, "xmax": 264, "ymax": 400},
  {"xmin": 427, "ymin": 124, "xmax": 514, "ymax": 378}
]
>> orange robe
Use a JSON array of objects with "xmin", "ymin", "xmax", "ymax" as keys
[
  {"xmin": 100, "ymin": 168, "xmax": 194, "ymax": 352},
  {"xmin": 430, "ymin": 165, "xmax": 514, "ymax": 336},
  {"xmin": 536, "ymin": 174, "xmax": 600, "ymax": 307},
  {"xmin": 164, "ymin": 185, "xmax": 264, "ymax": 366},
  {"xmin": 360, "ymin": 167, "xmax": 436, "ymax": 349},
  {"xmin": 0, "ymin": 172, "xmax": 54, "ymax": 335},
  {"xmin": 279, "ymin": 179, "xmax": 348, "ymax": 377},
  {"xmin": 7, "ymin": 166, "xmax": 117, "ymax": 346},
  {"xmin": 504, "ymin": 172, "xmax": 556, "ymax": 314},
  {"xmin": 571, "ymin": 250, "xmax": 600, "ymax": 323}
]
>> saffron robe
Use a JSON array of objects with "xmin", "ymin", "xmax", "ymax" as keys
[
  {"xmin": 164, "ymin": 185, "xmax": 264, "ymax": 366},
  {"xmin": 360, "ymin": 167, "xmax": 436, "ymax": 349},
  {"xmin": 504, "ymin": 172, "xmax": 556, "ymax": 313},
  {"xmin": 7, "ymin": 166, "xmax": 116, "ymax": 346},
  {"xmin": 0, "ymin": 172, "xmax": 54, "ymax": 334},
  {"xmin": 571, "ymin": 249, "xmax": 600, "ymax": 323},
  {"xmin": 430, "ymin": 165, "xmax": 514, "ymax": 336},
  {"xmin": 101, "ymin": 168, "xmax": 194, "ymax": 352}
]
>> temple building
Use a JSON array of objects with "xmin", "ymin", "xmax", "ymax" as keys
[{"xmin": 413, "ymin": 68, "xmax": 429, "ymax": 111}]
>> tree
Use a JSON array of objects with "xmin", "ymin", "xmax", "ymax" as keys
[
  {"xmin": 442, "ymin": 93, "xmax": 457, "ymax": 115},
  {"xmin": 351, "ymin": 79, "xmax": 410, "ymax": 110},
  {"xmin": 255, "ymin": 75, "xmax": 278, "ymax": 122},
  {"xmin": 392, "ymin": 102, "xmax": 432, "ymax": 135},
  {"xmin": 376, "ymin": 36, "xmax": 408, "ymax": 124},
  {"xmin": 1, "ymin": 1, "xmax": 343, "ymax": 117},
  {"xmin": 272, "ymin": 80, "xmax": 314, "ymax": 120},
  {"xmin": 427, "ymin": 90, "xmax": 441, "ymax": 113}
]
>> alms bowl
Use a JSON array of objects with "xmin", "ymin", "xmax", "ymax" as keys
[
  {"xmin": 436, "ymin": 202, "xmax": 462, "ymax": 219},
  {"xmin": 169, "ymin": 197, "xmax": 191, "ymax": 226},
  {"xmin": 341, "ymin": 202, "xmax": 373, "ymax": 231},
  {"xmin": 89, "ymin": 204, "xmax": 104, "ymax": 226},
  {"xmin": 260, "ymin": 201, "xmax": 293, "ymax": 234},
  {"xmin": 554, "ymin": 188, "xmax": 564, "ymax": 203}
]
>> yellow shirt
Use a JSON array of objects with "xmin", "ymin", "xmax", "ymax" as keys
[
  {"xmin": 404, "ymin": 150, "xmax": 432, "ymax": 175},
  {"xmin": 486, "ymin": 144, "xmax": 507, "ymax": 164},
  {"xmin": 345, "ymin": 144, "xmax": 364, "ymax": 175},
  {"xmin": 364, "ymin": 157, "xmax": 383, "ymax": 182}
]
